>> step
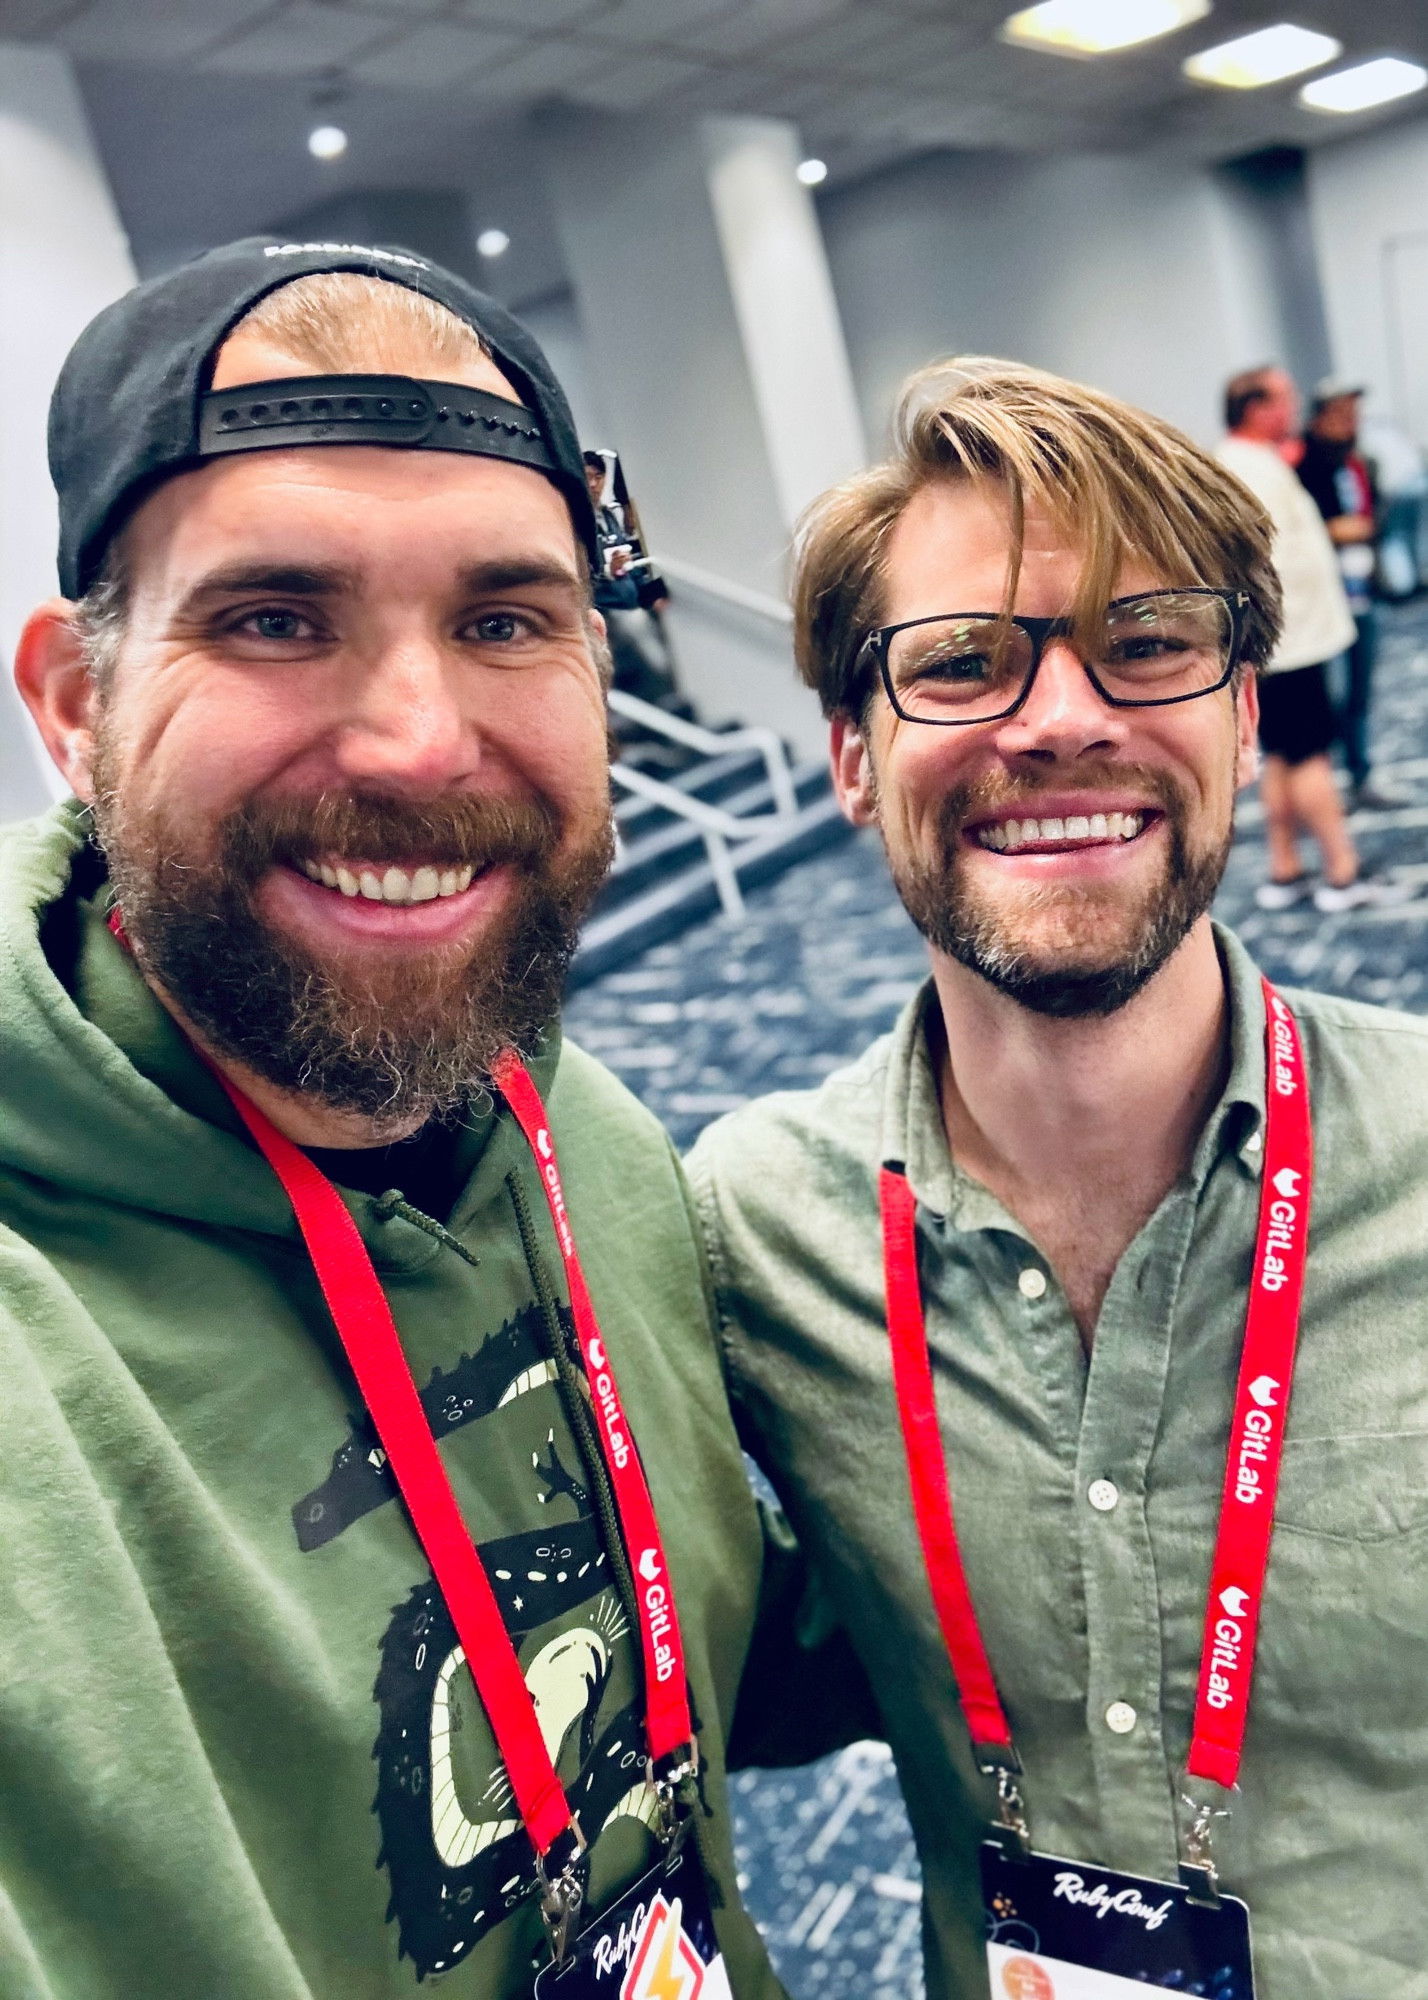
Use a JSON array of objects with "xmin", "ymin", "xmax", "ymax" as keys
[
  {"xmin": 604, "ymin": 761, "xmax": 831, "ymax": 909},
  {"xmin": 569, "ymin": 788, "xmax": 855, "ymax": 988},
  {"xmin": 613, "ymin": 744, "xmax": 771, "ymax": 836}
]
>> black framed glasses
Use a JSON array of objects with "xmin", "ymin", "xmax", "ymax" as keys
[{"xmin": 863, "ymin": 587, "xmax": 1249, "ymax": 726}]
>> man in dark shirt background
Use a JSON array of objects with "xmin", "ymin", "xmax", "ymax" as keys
[{"xmin": 1297, "ymin": 378, "xmax": 1398, "ymax": 810}]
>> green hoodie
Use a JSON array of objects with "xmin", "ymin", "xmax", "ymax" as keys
[{"xmin": 0, "ymin": 803, "xmax": 797, "ymax": 2000}]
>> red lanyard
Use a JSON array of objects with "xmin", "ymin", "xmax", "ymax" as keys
[
  {"xmin": 212, "ymin": 1058, "xmax": 695, "ymax": 1864},
  {"xmin": 880, "ymin": 977, "xmax": 1311, "ymax": 1795}
]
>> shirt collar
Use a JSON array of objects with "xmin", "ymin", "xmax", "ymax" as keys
[{"xmin": 879, "ymin": 919, "xmax": 1270, "ymax": 1227}]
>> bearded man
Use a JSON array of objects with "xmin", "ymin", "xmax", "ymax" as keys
[
  {"xmin": 690, "ymin": 358, "xmax": 1428, "ymax": 1998},
  {"xmin": 1, "ymin": 238, "xmax": 862, "ymax": 2000}
]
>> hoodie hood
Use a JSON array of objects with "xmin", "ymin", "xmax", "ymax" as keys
[{"xmin": 0, "ymin": 802, "xmax": 557, "ymax": 1237}]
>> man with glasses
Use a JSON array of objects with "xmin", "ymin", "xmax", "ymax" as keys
[{"xmin": 689, "ymin": 357, "xmax": 1428, "ymax": 1998}]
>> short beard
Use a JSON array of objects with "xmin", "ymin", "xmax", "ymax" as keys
[
  {"xmin": 887, "ymin": 765, "xmax": 1231, "ymax": 1020},
  {"xmin": 89, "ymin": 769, "xmax": 614, "ymax": 1133}
]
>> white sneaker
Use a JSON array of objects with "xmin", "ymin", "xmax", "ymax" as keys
[
  {"xmin": 1313, "ymin": 871, "xmax": 1416, "ymax": 914},
  {"xmin": 1255, "ymin": 874, "xmax": 1313, "ymax": 911}
]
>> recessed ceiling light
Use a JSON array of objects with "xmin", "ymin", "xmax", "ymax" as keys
[
  {"xmin": 307, "ymin": 124, "xmax": 348, "ymax": 161},
  {"xmin": 796, "ymin": 157, "xmax": 829, "ymax": 186},
  {"xmin": 1183, "ymin": 22, "xmax": 1340, "ymax": 88},
  {"xmin": 1299, "ymin": 55, "xmax": 1428, "ymax": 113},
  {"xmin": 1001, "ymin": 0, "xmax": 1208, "ymax": 58},
  {"xmin": 476, "ymin": 228, "xmax": 510, "ymax": 259}
]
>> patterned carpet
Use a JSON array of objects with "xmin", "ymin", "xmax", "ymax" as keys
[{"xmin": 564, "ymin": 595, "xmax": 1428, "ymax": 1998}]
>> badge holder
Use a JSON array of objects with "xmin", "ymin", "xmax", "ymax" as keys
[
  {"xmin": 976, "ymin": 1761, "xmax": 1256, "ymax": 1998},
  {"xmin": 534, "ymin": 1746, "xmax": 731, "ymax": 1998}
]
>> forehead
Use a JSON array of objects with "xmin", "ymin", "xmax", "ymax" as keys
[
  {"xmin": 882, "ymin": 479, "xmax": 1159, "ymax": 619},
  {"xmin": 122, "ymin": 443, "xmax": 584, "ymax": 595}
]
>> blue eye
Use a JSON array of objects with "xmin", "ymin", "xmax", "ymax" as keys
[
  {"xmin": 244, "ymin": 609, "xmax": 308, "ymax": 641},
  {"xmin": 473, "ymin": 613, "xmax": 522, "ymax": 642}
]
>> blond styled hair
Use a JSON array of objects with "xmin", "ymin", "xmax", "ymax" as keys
[{"xmin": 792, "ymin": 356, "xmax": 1282, "ymax": 717}]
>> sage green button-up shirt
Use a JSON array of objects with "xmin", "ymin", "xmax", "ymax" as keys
[{"xmin": 688, "ymin": 926, "xmax": 1428, "ymax": 2000}]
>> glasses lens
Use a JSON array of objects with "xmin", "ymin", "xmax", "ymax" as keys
[
  {"xmin": 1095, "ymin": 593, "xmax": 1232, "ymax": 699},
  {"xmin": 886, "ymin": 616, "xmax": 1033, "ymax": 720}
]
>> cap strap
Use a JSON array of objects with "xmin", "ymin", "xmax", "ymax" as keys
[{"xmin": 197, "ymin": 373, "xmax": 556, "ymax": 475}]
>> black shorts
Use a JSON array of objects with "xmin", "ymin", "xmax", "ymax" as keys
[{"xmin": 1257, "ymin": 661, "xmax": 1338, "ymax": 766}]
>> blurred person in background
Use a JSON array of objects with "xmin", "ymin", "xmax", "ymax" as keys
[
  {"xmin": 690, "ymin": 355, "xmax": 1428, "ymax": 2000},
  {"xmin": 1359, "ymin": 405, "xmax": 1428, "ymax": 600},
  {"xmin": 1219, "ymin": 365, "xmax": 1406, "ymax": 911},
  {"xmin": 1296, "ymin": 379, "xmax": 1400, "ymax": 810},
  {"xmin": 0, "ymin": 237, "xmax": 865, "ymax": 2000}
]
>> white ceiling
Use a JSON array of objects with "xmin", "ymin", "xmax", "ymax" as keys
[{"xmin": 8, "ymin": 0, "xmax": 1428, "ymax": 292}]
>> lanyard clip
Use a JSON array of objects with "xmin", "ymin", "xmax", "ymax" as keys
[
  {"xmin": 536, "ymin": 1819, "xmax": 590, "ymax": 1966},
  {"xmin": 648, "ymin": 1741, "xmax": 700, "ymax": 1853},
  {"xmin": 1179, "ymin": 1793, "xmax": 1230, "ymax": 1909},
  {"xmin": 975, "ymin": 1743, "xmax": 1031, "ymax": 1861}
]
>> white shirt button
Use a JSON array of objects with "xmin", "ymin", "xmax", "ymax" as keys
[
  {"xmin": 1105, "ymin": 1701, "xmax": 1138, "ymax": 1735},
  {"xmin": 1088, "ymin": 1479, "xmax": 1120, "ymax": 1513},
  {"xmin": 1018, "ymin": 1267, "xmax": 1047, "ymax": 1300}
]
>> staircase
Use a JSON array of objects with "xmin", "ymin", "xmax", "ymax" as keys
[{"xmin": 569, "ymin": 715, "xmax": 852, "ymax": 989}]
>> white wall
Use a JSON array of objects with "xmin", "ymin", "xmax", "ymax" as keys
[
  {"xmin": 818, "ymin": 148, "xmax": 1308, "ymax": 453},
  {"xmin": 0, "ymin": 45, "xmax": 134, "ymax": 820},
  {"xmin": 1307, "ymin": 111, "xmax": 1428, "ymax": 440}
]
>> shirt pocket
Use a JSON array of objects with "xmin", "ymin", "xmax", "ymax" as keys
[{"xmin": 1273, "ymin": 1430, "xmax": 1428, "ymax": 1543}]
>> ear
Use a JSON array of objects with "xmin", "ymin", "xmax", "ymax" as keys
[
  {"xmin": 13, "ymin": 601, "xmax": 102, "ymax": 803},
  {"xmin": 1233, "ymin": 673, "xmax": 1260, "ymax": 792},
  {"xmin": 830, "ymin": 710, "xmax": 879, "ymax": 827}
]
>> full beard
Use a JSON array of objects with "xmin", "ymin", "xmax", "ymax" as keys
[
  {"xmin": 887, "ymin": 765, "xmax": 1232, "ymax": 1020},
  {"xmin": 89, "ymin": 774, "xmax": 615, "ymax": 1132}
]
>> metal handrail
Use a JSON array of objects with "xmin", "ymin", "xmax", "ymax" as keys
[
  {"xmin": 604, "ymin": 555, "xmax": 801, "ymax": 920},
  {"xmin": 656, "ymin": 553, "xmax": 794, "ymax": 628},
  {"xmin": 607, "ymin": 688, "xmax": 798, "ymax": 819},
  {"xmin": 609, "ymin": 755, "xmax": 802, "ymax": 923}
]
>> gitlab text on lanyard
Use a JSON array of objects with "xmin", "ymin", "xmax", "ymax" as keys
[
  {"xmin": 111, "ymin": 892, "xmax": 699, "ymax": 1972},
  {"xmin": 225, "ymin": 1052, "xmax": 697, "ymax": 1962},
  {"xmin": 878, "ymin": 977, "xmax": 1311, "ymax": 1901}
]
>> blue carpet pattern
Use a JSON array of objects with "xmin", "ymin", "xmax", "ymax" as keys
[{"xmin": 563, "ymin": 597, "xmax": 1428, "ymax": 1998}]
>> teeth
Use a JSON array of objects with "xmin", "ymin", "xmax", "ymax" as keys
[
  {"xmin": 978, "ymin": 811, "xmax": 1146, "ymax": 851},
  {"xmin": 300, "ymin": 858, "xmax": 482, "ymax": 902}
]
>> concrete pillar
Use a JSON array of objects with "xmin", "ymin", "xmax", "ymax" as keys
[
  {"xmin": 538, "ymin": 109, "xmax": 865, "ymax": 753},
  {"xmin": 0, "ymin": 46, "xmax": 134, "ymax": 818}
]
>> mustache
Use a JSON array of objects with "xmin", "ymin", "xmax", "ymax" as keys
[
  {"xmin": 216, "ymin": 789, "xmax": 561, "ymax": 880},
  {"xmin": 933, "ymin": 762, "xmax": 1187, "ymax": 844}
]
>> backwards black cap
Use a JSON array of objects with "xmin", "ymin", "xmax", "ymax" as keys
[{"xmin": 49, "ymin": 235, "xmax": 598, "ymax": 600}]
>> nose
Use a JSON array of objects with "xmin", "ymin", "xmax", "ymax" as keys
[
  {"xmin": 333, "ymin": 637, "xmax": 481, "ymax": 793},
  {"xmin": 993, "ymin": 637, "xmax": 1127, "ymax": 763}
]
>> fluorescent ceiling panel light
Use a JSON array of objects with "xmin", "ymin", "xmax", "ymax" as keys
[
  {"xmin": 1299, "ymin": 56, "xmax": 1428, "ymax": 112},
  {"xmin": 1002, "ymin": 0, "xmax": 1208, "ymax": 58},
  {"xmin": 1184, "ymin": 22, "xmax": 1340, "ymax": 88}
]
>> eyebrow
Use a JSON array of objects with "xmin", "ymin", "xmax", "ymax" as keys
[{"xmin": 172, "ymin": 555, "xmax": 588, "ymax": 622}]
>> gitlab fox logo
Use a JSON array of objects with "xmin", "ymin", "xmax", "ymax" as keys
[
  {"xmin": 1272, "ymin": 1167, "xmax": 1301, "ymax": 1198},
  {"xmin": 638, "ymin": 1548, "xmax": 662, "ymax": 1584},
  {"xmin": 1248, "ymin": 1375, "xmax": 1279, "ymax": 1409},
  {"xmin": 1219, "ymin": 1586, "xmax": 1250, "ymax": 1618}
]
